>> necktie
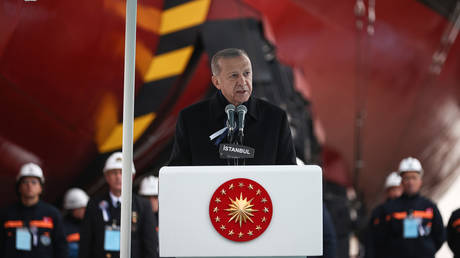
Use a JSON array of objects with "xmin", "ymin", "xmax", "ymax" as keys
[{"xmin": 113, "ymin": 201, "xmax": 121, "ymax": 223}]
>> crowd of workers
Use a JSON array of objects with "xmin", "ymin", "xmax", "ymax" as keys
[
  {"xmin": 0, "ymin": 154, "xmax": 459, "ymax": 258},
  {"xmin": 0, "ymin": 152, "xmax": 160, "ymax": 258}
]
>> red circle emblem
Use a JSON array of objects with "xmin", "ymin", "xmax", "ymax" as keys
[{"xmin": 209, "ymin": 178, "xmax": 273, "ymax": 242}]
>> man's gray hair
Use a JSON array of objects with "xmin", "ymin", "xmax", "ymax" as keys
[{"xmin": 211, "ymin": 48, "xmax": 249, "ymax": 76}]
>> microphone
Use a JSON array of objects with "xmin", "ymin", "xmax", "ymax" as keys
[
  {"xmin": 225, "ymin": 104, "xmax": 236, "ymax": 141},
  {"xmin": 236, "ymin": 105, "xmax": 247, "ymax": 140}
]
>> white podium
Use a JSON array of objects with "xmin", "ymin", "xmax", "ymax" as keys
[{"xmin": 159, "ymin": 165, "xmax": 323, "ymax": 257}]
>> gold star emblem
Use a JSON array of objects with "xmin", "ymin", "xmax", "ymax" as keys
[
  {"xmin": 225, "ymin": 193, "xmax": 258, "ymax": 227},
  {"xmin": 210, "ymin": 179, "xmax": 273, "ymax": 241}
]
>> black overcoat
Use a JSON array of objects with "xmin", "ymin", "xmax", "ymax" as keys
[{"xmin": 169, "ymin": 91, "xmax": 296, "ymax": 166}]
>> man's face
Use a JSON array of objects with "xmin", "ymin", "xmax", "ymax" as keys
[
  {"xmin": 401, "ymin": 171, "xmax": 422, "ymax": 195},
  {"xmin": 212, "ymin": 55, "xmax": 253, "ymax": 106},
  {"xmin": 71, "ymin": 207, "xmax": 86, "ymax": 220},
  {"xmin": 18, "ymin": 176, "xmax": 42, "ymax": 199},
  {"xmin": 386, "ymin": 185, "xmax": 403, "ymax": 200},
  {"xmin": 105, "ymin": 169, "xmax": 122, "ymax": 193}
]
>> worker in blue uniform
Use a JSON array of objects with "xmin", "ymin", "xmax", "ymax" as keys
[
  {"xmin": 0, "ymin": 163, "xmax": 68, "ymax": 258},
  {"xmin": 376, "ymin": 157, "xmax": 445, "ymax": 258},
  {"xmin": 79, "ymin": 152, "xmax": 158, "ymax": 258},
  {"xmin": 62, "ymin": 188, "xmax": 89, "ymax": 258},
  {"xmin": 365, "ymin": 171, "xmax": 402, "ymax": 258}
]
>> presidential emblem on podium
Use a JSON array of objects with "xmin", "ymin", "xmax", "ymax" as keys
[
  {"xmin": 209, "ymin": 178, "xmax": 273, "ymax": 242},
  {"xmin": 159, "ymin": 165, "xmax": 322, "ymax": 257}
]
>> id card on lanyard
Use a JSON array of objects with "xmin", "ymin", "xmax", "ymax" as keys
[
  {"xmin": 104, "ymin": 224, "xmax": 120, "ymax": 251},
  {"xmin": 403, "ymin": 217, "xmax": 421, "ymax": 239},
  {"xmin": 16, "ymin": 227, "xmax": 32, "ymax": 251}
]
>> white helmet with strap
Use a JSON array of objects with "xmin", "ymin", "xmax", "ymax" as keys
[
  {"xmin": 139, "ymin": 176, "xmax": 159, "ymax": 196},
  {"xmin": 103, "ymin": 152, "xmax": 136, "ymax": 174},
  {"xmin": 384, "ymin": 172, "xmax": 401, "ymax": 188},
  {"xmin": 398, "ymin": 157, "xmax": 423, "ymax": 176},
  {"xmin": 64, "ymin": 188, "xmax": 89, "ymax": 210},
  {"xmin": 17, "ymin": 163, "xmax": 45, "ymax": 183}
]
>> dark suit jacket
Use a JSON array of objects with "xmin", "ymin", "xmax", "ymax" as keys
[
  {"xmin": 79, "ymin": 192, "xmax": 158, "ymax": 258},
  {"xmin": 169, "ymin": 91, "xmax": 296, "ymax": 165}
]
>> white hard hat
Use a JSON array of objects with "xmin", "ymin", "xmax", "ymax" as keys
[
  {"xmin": 139, "ymin": 176, "xmax": 159, "ymax": 196},
  {"xmin": 17, "ymin": 163, "xmax": 45, "ymax": 183},
  {"xmin": 384, "ymin": 172, "xmax": 401, "ymax": 188},
  {"xmin": 103, "ymin": 152, "xmax": 136, "ymax": 174},
  {"xmin": 296, "ymin": 157, "xmax": 305, "ymax": 165},
  {"xmin": 398, "ymin": 157, "xmax": 423, "ymax": 176},
  {"xmin": 64, "ymin": 188, "xmax": 89, "ymax": 210}
]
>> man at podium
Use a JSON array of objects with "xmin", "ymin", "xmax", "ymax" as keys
[{"xmin": 169, "ymin": 48, "xmax": 296, "ymax": 166}]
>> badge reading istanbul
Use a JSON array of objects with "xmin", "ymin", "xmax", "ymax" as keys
[{"xmin": 209, "ymin": 178, "xmax": 273, "ymax": 242}]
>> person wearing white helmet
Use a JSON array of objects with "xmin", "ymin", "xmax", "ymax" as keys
[
  {"xmin": 375, "ymin": 157, "xmax": 445, "ymax": 258},
  {"xmin": 365, "ymin": 172, "xmax": 402, "ymax": 258},
  {"xmin": 398, "ymin": 157, "xmax": 423, "ymax": 196},
  {"xmin": 62, "ymin": 188, "xmax": 89, "ymax": 258},
  {"xmin": 0, "ymin": 163, "xmax": 68, "ymax": 257},
  {"xmin": 138, "ymin": 176, "xmax": 159, "ymax": 214},
  {"xmin": 79, "ymin": 152, "xmax": 158, "ymax": 258},
  {"xmin": 138, "ymin": 175, "xmax": 160, "ymax": 253},
  {"xmin": 383, "ymin": 172, "xmax": 403, "ymax": 200}
]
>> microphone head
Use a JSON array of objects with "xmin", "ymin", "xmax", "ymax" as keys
[
  {"xmin": 236, "ymin": 104, "xmax": 247, "ymax": 114},
  {"xmin": 225, "ymin": 104, "xmax": 236, "ymax": 114},
  {"xmin": 236, "ymin": 105, "xmax": 247, "ymax": 132},
  {"xmin": 225, "ymin": 104, "xmax": 236, "ymax": 131}
]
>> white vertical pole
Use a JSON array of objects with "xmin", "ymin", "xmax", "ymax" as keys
[{"xmin": 120, "ymin": 0, "xmax": 137, "ymax": 256}]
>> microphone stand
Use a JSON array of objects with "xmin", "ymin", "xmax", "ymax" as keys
[
  {"xmin": 236, "ymin": 105, "xmax": 247, "ymax": 166},
  {"xmin": 222, "ymin": 105, "xmax": 248, "ymax": 166},
  {"xmin": 227, "ymin": 127, "xmax": 234, "ymax": 166},
  {"xmin": 238, "ymin": 129, "xmax": 245, "ymax": 165}
]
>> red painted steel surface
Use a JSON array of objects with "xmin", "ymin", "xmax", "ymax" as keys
[
  {"xmin": 244, "ymin": 0, "xmax": 460, "ymax": 204},
  {"xmin": 1, "ymin": 0, "xmax": 459, "ymax": 209},
  {"xmin": 0, "ymin": 0, "xmax": 163, "ymax": 202}
]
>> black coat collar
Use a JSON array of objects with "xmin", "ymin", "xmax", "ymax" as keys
[{"xmin": 209, "ymin": 91, "xmax": 258, "ymax": 122}]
